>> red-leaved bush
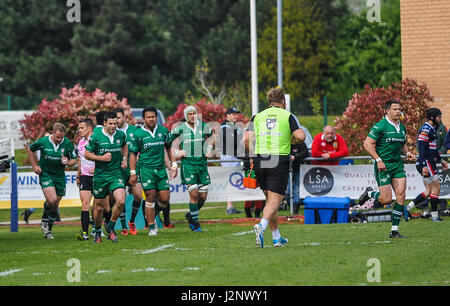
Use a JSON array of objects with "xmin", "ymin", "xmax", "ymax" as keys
[
  {"xmin": 164, "ymin": 98, "xmax": 250, "ymax": 132},
  {"xmin": 335, "ymin": 78, "xmax": 433, "ymax": 155},
  {"xmin": 20, "ymin": 84, "xmax": 134, "ymax": 144}
]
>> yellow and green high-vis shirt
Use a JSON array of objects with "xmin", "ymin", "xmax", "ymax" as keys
[{"xmin": 249, "ymin": 106, "xmax": 301, "ymax": 156}]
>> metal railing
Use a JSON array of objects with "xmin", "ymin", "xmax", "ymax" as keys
[{"xmin": 14, "ymin": 153, "xmax": 450, "ymax": 170}]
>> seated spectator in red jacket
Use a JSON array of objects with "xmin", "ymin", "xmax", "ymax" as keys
[{"xmin": 311, "ymin": 125, "xmax": 349, "ymax": 165}]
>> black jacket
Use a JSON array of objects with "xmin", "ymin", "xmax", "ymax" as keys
[
  {"xmin": 291, "ymin": 142, "xmax": 309, "ymax": 171},
  {"xmin": 219, "ymin": 120, "xmax": 244, "ymax": 157}
]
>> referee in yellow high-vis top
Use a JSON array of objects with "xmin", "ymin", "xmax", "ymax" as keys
[{"xmin": 244, "ymin": 87, "xmax": 305, "ymax": 248}]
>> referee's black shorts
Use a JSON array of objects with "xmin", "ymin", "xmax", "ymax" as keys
[
  {"xmin": 253, "ymin": 155, "xmax": 290, "ymax": 195},
  {"xmin": 79, "ymin": 175, "xmax": 93, "ymax": 192}
]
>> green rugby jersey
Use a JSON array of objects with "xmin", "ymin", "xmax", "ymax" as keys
[
  {"xmin": 117, "ymin": 123, "xmax": 138, "ymax": 169},
  {"xmin": 85, "ymin": 128, "xmax": 127, "ymax": 178},
  {"xmin": 131, "ymin": 124, "xmax": 173, "ymax": 169},
  {"xmin": 29, "ymin": 136, "xmax": 76, "ymax": 179},
  {"xmin": 367, "ymin": 117, "xmax": 407, "ymax": 162},
  {"xmin": 171, "ymin": 121, "xmax": 213, "ymax": 165},
  {"xmin": 93, "ymin": 125, "xmax": 103, "ymax": 134}
]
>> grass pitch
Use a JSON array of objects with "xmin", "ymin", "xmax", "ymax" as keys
[{"xmin": 0, "ymin": 203, "xmax": 449, "ymax": 286}]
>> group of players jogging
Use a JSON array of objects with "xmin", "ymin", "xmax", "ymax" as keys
[
  {"xmin": 28, "ymin": 106, "xmax": 214, "ymax": 243},
  {"xmin": 26, "ymin": 96, "xmax": 447, "ymax": 246}
]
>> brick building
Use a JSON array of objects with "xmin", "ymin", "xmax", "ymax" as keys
[{"xmin": 401, "ymin": 0, "xmax": 450, "ymax": 127}]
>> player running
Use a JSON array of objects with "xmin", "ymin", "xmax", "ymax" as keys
[
  {"xmin": 85, "ymin": 111, "xmax": 128, "ymax": 243},
  {"xmin": 406, "ymin": 108, "xmax": 448, "ymax": 222},
  {"xmin": 171, "ymin": 106, "xmax": 215, "ymax": 232},
  {"xmin": 27, "ymin": 123, "xmax": 77, "ymax": 239},
  {"xmin": 129, "ymin": 107, "xmax": 178, "ymax": 236},
  {"xmin": 114, "ymin": 107, "xmax": 144, "ymax": 235},
  {"xmin": 358, "ymin": 99, "xmax": 415, "ymax": 238}
]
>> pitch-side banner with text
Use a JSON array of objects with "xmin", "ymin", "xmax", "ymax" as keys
[
  {"xmin": 299, "ymin": 164, "xmax": 450, "ymax": 199},
  {"xmin": 0, "ymin": 167, "xmax": 265, "ymax": 208}
]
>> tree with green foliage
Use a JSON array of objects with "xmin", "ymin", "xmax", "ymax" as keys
[
  {"xmin": 0, "ymin": 0, "xmax": 74, "ymax": 107},
  {"xmin": 326, "ymin": 0, "xmax": 401, "ymax": 104},
  {"xmin": 258, "ymin": 0, "xmax": 349, "ymax": 114}
]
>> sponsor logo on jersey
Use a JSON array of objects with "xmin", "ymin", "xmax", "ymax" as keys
[{"xmin": 266, "ymin": 119, "xmax": 277, "ymax": 130}]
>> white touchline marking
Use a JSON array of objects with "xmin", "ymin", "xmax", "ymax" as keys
[
  {"xmin": 96, "ymin": 270, "xmax": 112, "ymax": 274},
  {"xmin": 16, "ymin": 249, "xmax": 91, "ymax": 255},
  {"xmin": 0, "ymin": 268, "xmax": 23, "ymax": 276},
  {"xmin": 232, "ymin": 231, "xmax": 253, "ymax": 236},
  {"xmin": 360, "ymin": 241, "xmax": 390, "ymax": 245},
  {"xmin": 132, "ymin": 267, "xmax": 170, "ymax": 273},
  {"xmin": 299, "ymin": 242, "xmax": 320, "ymax": 246},
  {"xmin": 32, "ymin": 272, "xmax": 53, "ymax": 276},
  {"xmin": 133, "ymin": 244, "xmax": 174, "ymax": 255},
  {"xmin": 183, "ymin": 267, "xmax": 201, "ymax": 271}
]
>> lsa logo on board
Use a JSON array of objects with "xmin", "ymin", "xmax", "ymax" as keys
[
  {"xmin": 438, "ymin": 168, "xmax": 450, "ymax": 196},
  {"xmin": 303, "ymin": 167, "xmax": 334, "ymax": 196}
]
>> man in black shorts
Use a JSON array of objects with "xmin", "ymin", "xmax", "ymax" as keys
[
  {"xmin": 76, "ymin": 118, "xmax": 96, "ymax": 240},
  {"xmin": 244, "ymin": 87, "xmax": 305, "ymax": 248}
]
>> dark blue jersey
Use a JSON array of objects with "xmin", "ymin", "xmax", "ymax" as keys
[{"xmin": 416, "ymin": 122, "xmax": 441, "ymax": 167}]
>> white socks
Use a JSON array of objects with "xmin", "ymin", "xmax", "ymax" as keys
[
  {"xmin": 271, "ymin": 229, "xmax": 281, "ymax": 240},
  {"xmin": 259, "ymin": 219, "xmax": 281, "ymax": 240},
  {"xmin": 260, "ymin": 218, "xmax": 269, "ymax": 231}
]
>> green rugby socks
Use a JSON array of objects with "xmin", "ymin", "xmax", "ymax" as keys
[
  {"xmin": 47, "ymin": 209, "xmax": 58, "ymax": 231},
  {"xmin": 41, "ymin": 201, "xmax": 49, "ymax": 222},
  {"xmin": 369, "ymin": 191, "xmax": 380, "ymax": 201},
  {"xmin": 130, "ymin": 200, "xmax": 141, "ymax": 223},
  {"xmin": 119, "ymin": 205, "xmax": 127, "ymax": 228},
  {"xmin": 107, "ymin": 220, "xmax": 116, "ymax": 233},
  {"xmin": 189, "ymin": 203, "xmax": 199, "ymax": 223},
  {"xmin": 95, "ymin": 225, "xmax": 102, "ymax": 237},
  {"xmin": 391, "ymin": 202, "xmax": 403, "ymax": 231}
]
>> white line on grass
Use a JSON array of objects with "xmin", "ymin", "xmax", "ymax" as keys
[
  {"xmin": 299, "ymin": 242, "xmax": 320, "ymax": 246},
  {"xmin": 183, "ymin": 267, "xmax": 201, "ymax": 271},
  {"xmin": 360, "ymin": 241, "xmax": 391, "ymax": 245},
  {"xmin": 131, "ymin": 267, "xmax": 171, "ymax": 273},
  {"xmin": 96, "ymin": 270, "xmax": 112, "ymax": 274},
  {"xmin": 15, "ymin": 249, "xmax": 91, "ymax": 255},
  {"xmin": 232, "ymin": 231, "xmax": 253, "ymax": 236},
  {"xmin": 174, "ymin": 247, "xmax": 191, "ymax": 251},
  {"xmin": 133, "ymin": 244, "xmax": 174, "ymax": 255},
  {"xmin": 32, "ymin": 272, "xmax": 53, "ymax": 276},
  {"xmin": 0, "ymin": 268, "xmax": 23, "ymax": 276}
]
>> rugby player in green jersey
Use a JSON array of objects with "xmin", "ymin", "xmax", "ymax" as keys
[
  {"xmin": 94, "ymin": 111, "xmax": 106, "ymax": 134},
  {"xmin": 359, "ymin": 100, "xmax": 416, "ymax": 238},
  {"xmin": 27, "ymin": 123, "xmax": 78, "ymax": 239},
  {"xmin": 129, "ymin": 107, "xmax": 178, "ymax": 236},
  {"xmin": 91, "ymin": 110, "xmax": 112, "ymax": 237},
  {"xmin": 114, "ymin": 107, "xmax": 144, "ymax": 235},
  {"xmin": 170, "ymin": 106, "xmax": 215, "ymax": 232},
  {"xmin": 85, "ymin": 111, "xmax": 128, "ymax": 243}
]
